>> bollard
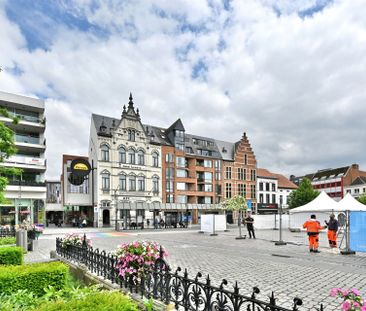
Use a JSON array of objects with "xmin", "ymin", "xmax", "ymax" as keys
[{"xmin": 16, "ymin": 229, "xmax": 28, "ymax": 253}]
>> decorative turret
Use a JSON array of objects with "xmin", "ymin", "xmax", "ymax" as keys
[
  {"xmin": 122, "ymin": 92, "xmax": 141, "ymax": 122},
  {"xmin": 99, "ymin": 118, "xmax": 107, "ymax": 133}
]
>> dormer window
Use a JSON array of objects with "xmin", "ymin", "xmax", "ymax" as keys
[{"xmin": 128, "ymin": 129, "xmax": 135, "ymax": 142}]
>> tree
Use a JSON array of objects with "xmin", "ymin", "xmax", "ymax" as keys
[
  {"xmin": 288, "ymin": 178, "xmax": 320, "ymax": 209},
  {"xmin": 222, "ymin": 195, "xmax": 247, "ymax": 239},
  {"xmin": 357, "ymin": 194, "xmax": 366, "ymax": 205},
  {"xmin": 0, "ymin": 108, "xmax": 21, "ymax": 203}
]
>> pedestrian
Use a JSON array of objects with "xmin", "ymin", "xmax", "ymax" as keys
[
  {"xmin": 303, "ymin": 214, "xmax": 327, "ymax": 253},
  {"xmin": 325, "ymin": 214, "xmax": 339, "ymax": 250},
  {"xmin": 82, "ymin": 218, "xmax": 87, "ymax": 228},
  {"xmin": 146, "ymin": 219, "xmax": 150, "ymax": 228},
  {"xmin": 245, "ymin": 212, "xmax": 256, "ymax": 239}
]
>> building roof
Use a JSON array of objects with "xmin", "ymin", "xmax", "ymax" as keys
[
  {"xmin": 214, "ymin": 139, "xmax": 235, "ymax": 161},
  {"xmin": 257, "ymin": 168, "xmax": 298, "ymax": 189},
  {"xmin": 350, "ymin": 176, "xmax": 366, "ymax": 186},
  {"xmin": 312, "ymin": 166, "xmax": 349, "ymax": 180}
]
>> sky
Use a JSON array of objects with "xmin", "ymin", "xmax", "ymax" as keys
[{"xmin": 1, "ymin": 0, "xmax": 366, "ymax": 180}]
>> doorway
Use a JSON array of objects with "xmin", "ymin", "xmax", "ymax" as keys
[{"xmin": 103, "ymin": 209, "xmax": 110, "ymax": 226}]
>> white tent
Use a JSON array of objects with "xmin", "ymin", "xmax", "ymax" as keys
[
  {"xmin": 337, "ymin": 193, "xmax": 366, "ymax": 211},
  {"xmin": 289, "ymin": 191, "xmax": 339, "ymax": 229},
  {"xmin": 290, "ymin": 191, "xmax": 339, "ymax": 213}
]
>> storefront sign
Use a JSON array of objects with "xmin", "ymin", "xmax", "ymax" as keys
[
  {"xmin": 257, "ymin": 203, "xmax": 278, "ymax": 214},
  {"xmin": 70, "ymin": 158, "xmax": 91, "ymax": 177}
]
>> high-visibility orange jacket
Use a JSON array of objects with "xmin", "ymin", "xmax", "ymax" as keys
[{"xmin": 303, "ymin": 219, "xmax": 326, "ymax": 234}]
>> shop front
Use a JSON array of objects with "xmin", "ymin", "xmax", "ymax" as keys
[{"xmin": 64, "ymin": 205, "xmax": 94, "ymax": 227}]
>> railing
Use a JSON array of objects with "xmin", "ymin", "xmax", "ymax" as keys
[
  {"xmin": 7, "ymin": 180, "xmax": 46, "ymax": 187},
  {"xmin": 0, "ymin": 228, "xmax": 16, "ymax": 238},
  {"xmin": 56, "ymin": 236, "xmax": 324, "ymax": 311}
]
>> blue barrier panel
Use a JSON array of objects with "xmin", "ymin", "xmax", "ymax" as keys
[{"xmin": 350, "ymin": 211, "xmax": 366, "ymax": 252}]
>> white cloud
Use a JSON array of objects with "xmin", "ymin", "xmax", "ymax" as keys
[{"xmin": 1, "ymin": 0, "xmax": 366, "ymax": 180}]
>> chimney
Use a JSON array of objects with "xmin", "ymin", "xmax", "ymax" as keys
[{"xmin": 352, "ymin": 163, "xmax": 359, "ymax": 170}]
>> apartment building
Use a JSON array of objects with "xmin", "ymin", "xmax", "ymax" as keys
[
  {"xmin": 344, "ymin": 177, "xmax": 366, "ymax": 199},
  {"xmin": 291, "ymin": 164, "xmax": 366, "ymax": 201},
  {"xmin": 0, "ymin": 91, "xmax": 46, "ymax": 226}
]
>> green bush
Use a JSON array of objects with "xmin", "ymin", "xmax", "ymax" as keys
[
  {"xmin": 37, "ymin": 291, "xmax": 139, "ymax": 311},
  {"xmin": 0, "ymin": 246, "xmax": 23, "ymax": 265},
  {"xmin": 0, "ymin": 261, "xmax": 68, "ymax": 296},
  {"xmin": 0, "ymin": 237, "xmax": 16, "ymax": 245}
]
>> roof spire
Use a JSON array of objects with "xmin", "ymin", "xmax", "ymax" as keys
[{"xmin": 128, "ymin": 92, "xmax": 134, "ymax": 109}]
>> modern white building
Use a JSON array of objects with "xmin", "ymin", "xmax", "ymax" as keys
[
  {"xmin": 0, "ymin": 91, "xmax": 46, "ymax": 226},
  {"xmin": 89, "ymin": 94, "xmax": 162, "ymax": 228},
  {"xmin": 256, "ymin": 168, "xmax": 297, "ymax": 213}
]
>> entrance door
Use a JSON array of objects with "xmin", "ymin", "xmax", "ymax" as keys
[{"xmin": 103, "ymin": 210, "xmax": 110, "ymax": 226}]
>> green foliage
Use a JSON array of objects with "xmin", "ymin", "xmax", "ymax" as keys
[
  {"xmin": 0, "ymin": 237, "xmax": 16, "ymax": 245},
  {"xmin": 357, "ymin": 194, "xmax": 366, "ymax": 205},
  {"xmin": 0, "ymin": 246, "xmax": 23, "ymax": 265},
  {"xmin": 287, "ymin": 178, "xmax": 320, "ymax": 209},
  {"xmin": 36, "ymin": 290, "xmax": 139, "ymax": 311},
  {"xmin": 0, "ymin": 261, "xmax": 68, "ymax": 296},
  {"xmin": 222, "ymin": 195, "xmax": 247, "ymax": 211},
  {"xmin": 144, "ymin": 298, "xmax": 154, "ymax": 311}
]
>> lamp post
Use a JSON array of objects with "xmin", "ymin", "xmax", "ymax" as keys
[{"xmin": 113, "ymin": 187, "xmax": 120, "ymax": 231}]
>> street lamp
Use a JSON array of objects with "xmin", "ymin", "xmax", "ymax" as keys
[
  {"xmin": 275, "ymin": 203, "xmax": 287, "ymax": 246},
  {"xmin": 113, "ymin": 186, "xmax": 120, "ymax": 231}
]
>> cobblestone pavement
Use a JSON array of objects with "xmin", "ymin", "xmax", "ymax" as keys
[{"xmin": 27, "ymin": 227, "xmax": 366, "ymax": 311}]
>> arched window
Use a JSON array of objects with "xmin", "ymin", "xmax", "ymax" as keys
[
  {"xmin": 152, "ymin": 175, "xmax": 159, "ymax": 193},
  {"xmin": 152, "ymin": 151, "xmax": 159, "ymax": 167},
  {"xmin": 128, "ymin": 148, "xmax": 135, "ymax": 164},
  {"xmin": 137, "ymin": 150, "xmax": 145, "ymax": 165},
  {"xmin": 129, "ymin": 174, "xmax": 136, "ymax": 191},
  {"xmin": 101, "ymin": 144, "xmax": 109, "ymax": 161},
  {"xmin": 119, "ymin": 146, "xmax": 126, "ymax": 163},
  {"xmin": 119, "ymin": 173, "xmax": 126, "ymax": 191},
  {"xmin": 138, "ymin": 175, "xmax": 145, "ymax": 191},
  {"xmin": 101, "ymin": 171, "xmax": 110, "ymax": 190},
  {"xmin": 128, "ymin": 129, "xmax": 135, "ymax": 142}
]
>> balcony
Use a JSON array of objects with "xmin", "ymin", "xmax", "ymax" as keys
[
  {"xmin": 5, "ymin": 155, "xmax": 46, "ymax": 170},
  {"xmin": 0, "ymin": 115, "xmax": 45, "ymax": 134},
  {"xmin": 8, "ymin": 180, "xmax": 46, "ymax": 187},
  {"xmin": 14, "ymin": 137, "xmax": 46, "ymax": 152}
]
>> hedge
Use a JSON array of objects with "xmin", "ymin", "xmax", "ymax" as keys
[
  {"xmin": 37, "ymin": 291, "xmax": 139, "ymax": 311},
  {"xmin": 0, "ymin": 237, "xmax": 16, "ymax": 246},
  {"xmin": 0, "ymin": 261, "xmax": 68, "ymax": 296},
  {"xmin": 0, "ymin": 246, "xmax": 23, "ymax": 265}
]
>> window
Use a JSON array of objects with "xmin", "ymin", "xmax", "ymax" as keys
[
  {"xmin": 266, "ymin": 183, "xmax": 270, "ymax": 191},
  {"xmin": 166, "ymin": 194, "xmax": 174, "ymax": 203},
  {"xmin": 243, "ymin": 168, "xmax": 246, "ymax": 180},
  {"xmin": 101, "ymin": 144, "xmax": 109, "ymax": 161},
  {"xmin": 215, "ymin": 160, "xmax": 221, "ymax": 169},
  {"xmin": 119, "ymin": 174, "xmax": 126, "ymax": 191},
  {"xmin": 175, "ymin": 130, "xmax": 184, "ymax": 138},
  {"xmin": 186, "ymin": 147, "xmax": 193, "ymax": 153},
  {"xmin": 176, "ymin": 169, "xmax": 187, "ymax": 178},
  {"xmin": 204, "ymin": 184, "xmax": 213, "ymax": 192},
  {"xmin": 119, "ymin": 147, "xmax": 126, "ymax": 163},
  {"xmin": 165, "ymin": 153, "xmax": 174, "ymax": 163},
  {"xmin": 137, "ymin": 150, "xmax": 145, "ymax": 165},
  {"xmin": 272, "ymin": 183, "xmax": 276, "ymax": 192},
  {"xmin": 238, "ymin": 168, "xmax": 244, "ymax": 180},
  {"xmin": 355, "ymin": 188, "xmax": 360, "ymax": 194},
  {"xmin": 238, "ymin": 184, "xmax": 245, "ymax": 197},
  {"xmin": 177, "ymin": 182, "xmax": 186, "ymax": 190},
  {"xmin": 215, "ymin": 172, "xmax": 222, "ymax": 181},
  {"xmin": 251, "ymin": 185, "xmax": 256, "ymax": 199},
  {"xmin": 128, "ymin": 129, "xmax": 135, "ymax": 141},
  {"xmin": 225, "ymin": 183, "xmax": 232, "ymax": 198},
  {"xmin": 152, "ymin": 176, "xmax": 159, "ymax": 193},
  {"xmin": 176, "ymin": 157, "xmax": 186, "ymax": 167},
  {"xmin": 272, "ymin": 194, "xmax": 276, "ymax": 204},
  {"xmin": 259, "ymin": 193, "xmax": 264, "ymax": 203},
  {"xmin": 166, "ymin": 168, "xmax": 174, "ymax": 179},
  {"xmin": 279, "ymin": 195, "xmax": 283, "ymax": 205},
  {"xmin": 175, "ymin": 143, "xmax": 184, "ymax": 151},
  {"xmin": 138, "ymin": 176, "xmax": 145, "ymax": 191},
  {"xmin": 128, "ymin": 149, "xmax": 135, "ymax": 164},
  {"xmin": 244, "ymin": 154, "xmax": 248, "ymax": 165},
  {"xmin": 251, "ymin": 169, "xmax": 256, "ymax": 181},
  {"xmin": 204, "ymin": 160, "xmax": 212, "ymax": 168},
  {"xmin": 259, "ymin": 182, "xmax": 263, "ymax": 191},
  {"xmin": 166, "ymin": 181, "xmax": 174, "ymax": 192},
  {"xmin": 101, "ymin": 171, "xmax": 110, "ymax": 190},
  {"xmin": 177, "ymin": 195, "xmax": 187, "ymax": 203},
  {"xmin": 152, "ymin": 152, "xmax": 159, "ymax": 167},
  {"xmin": 225, "ymin": 167, "xmax": 232, "ymax": 179},
  {"xmin": 129, "ymin": 175, "xmax": 136, "ymax": 191},
  {"xmin": 266, "ymin": 194, "xmax": 270, "ymax": 203},
  {"xmin": 204, "ymin": 172, "xmax": 213, "ymax": 182}
]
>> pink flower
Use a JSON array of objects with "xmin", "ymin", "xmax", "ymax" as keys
[
  {"xmin": 342, "ymin": 290, "xmax": 350, "ymax": 297},
  {"xmin": 342, "ymin": 301, "xmax": 351, "ymax": 311},
  {"xmin": 354, "ymin": 302, "xmax": 360, "ymax": 308},
  {"xmin": 361, "ymin": 305, "xmax": 366, "ymax": 311},
  {"xmin": 352, "ymin": 288, "xmax": 361, "ymax": 296},
  {"xmin": 330, "ymin": 288, "xmax": 339, "ymax": 297}
]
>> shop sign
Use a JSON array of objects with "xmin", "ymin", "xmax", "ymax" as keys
[
  {"xmin": 257, "ymin": 203, "xmax": 278, "ymax": 214},
  {"xmin": 70, "ymin": 158, "xmax": 91, "ymax": 177}
]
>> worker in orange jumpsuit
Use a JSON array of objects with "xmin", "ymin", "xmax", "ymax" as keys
[
  {"xmin": 303, "ymin": 214, "xmax": 327, "ymax": 253},
  {"xmin": 325, "ymin": 214, "xmax": 339, "ymax": 248}
]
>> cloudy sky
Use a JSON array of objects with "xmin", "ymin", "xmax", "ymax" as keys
[{"xmin": 1, "ymin": 0, "xmax": 366, "ymax": 180}]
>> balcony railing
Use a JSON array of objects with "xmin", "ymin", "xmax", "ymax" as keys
[
  {"xmin": 7, "ymin": 155, "xmax": 45, "ymax": 166},
  {"xmin": 8, "ymin": 180, "xmax": 46, "ymax": 187}
]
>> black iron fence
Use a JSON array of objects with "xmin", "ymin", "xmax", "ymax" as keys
[
  {"xmin": 0, "ymin": 228, "xmax": 16, "ymax": 238},
  {"xmin": 56, "ymin": 236, "xmax": 324, "ymax": 311}
]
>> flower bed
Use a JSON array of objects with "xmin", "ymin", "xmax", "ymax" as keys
[
  {"xmin": 61, "ymin": 233, "xmax": 92, "ymax": 249},
  {"xmin": 114, "ymin": 241, "xmax": 168, "ymax": 282},
  {"xmin": 331, "ymin": 287, "xmax": 366, "ymax": 311}
]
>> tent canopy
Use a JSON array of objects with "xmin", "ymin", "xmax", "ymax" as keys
[
  {"xmin": 290, "ymin": 191, "xmax": 339, "ymax": 213},
  {"xmin": 337, "ymin": 193, "xmax": 366, "ymax": 211}
]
